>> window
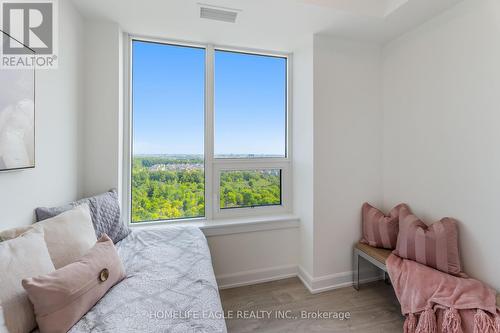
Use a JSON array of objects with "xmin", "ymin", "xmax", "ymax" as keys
[
  {"xmin": 131, "ymin": 41, "xmax": 205, "ymax": 222},
  {"xmin": 220, "ymin": 169, "xmax": 282, "ymax": 209},
  {"xmin": 214, "ymin": 50, "xmax": 287, "ymax": 158},
  {"xmin": 129, "ymin": 38, "xmax": 291, "ymax": 223}
]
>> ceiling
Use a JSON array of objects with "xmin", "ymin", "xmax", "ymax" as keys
[
  {"xmin": 303, "ymin": 0, "xmax": 410, "ymax": 18},
  {"xmin": 71, "ymin": 0, "xmax": 463, "ymax": 51}
]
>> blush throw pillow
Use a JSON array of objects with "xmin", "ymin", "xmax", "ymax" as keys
[
  {"xmin": 393, "ymin": 206, "xmax": 463, "ymax": 276},
  {"xmin": 0, "ymin": 204, "xmax": 97, "ymax": 269},
  {"xmin": 360, "ymin": 203, "xmax": 408, "ymax": 249},
  {"xmin": 22, "ymin": 234, "xmax": 125, "ymax": 333},
  {"xmin": 35, "ymin": 189, "xmax": 131, "ymax": 244},
  {"xmin": 0, "ymin": 228, "xmax": 55, "ymax": 333}
]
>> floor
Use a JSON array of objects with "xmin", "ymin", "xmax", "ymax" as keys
[{"xmin": 220, "ymin": 278, "xmax": 404, "ymax": 333}]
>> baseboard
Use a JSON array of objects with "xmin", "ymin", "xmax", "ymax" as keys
[
  {"xmin": 296, "ymin": 266, "xmax": 314, "ymax": 293},
  {"xmin": 217, "ymin": 265, "xmax": 383, "ymax": 292},
  {"xmin": 298, "ymin": 266, "xmax": 384, "ymax": 294},
  {"xmin": 217, "ymin": 265, "xmax": 298, "ymax": 290}
]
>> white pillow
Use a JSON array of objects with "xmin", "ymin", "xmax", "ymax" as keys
[
  {"xmin": 0, "ymin": 204, "xmax": 97, "ymax": 268},
  {"xmin": 0, "ymin": 228, "xmax": 55, "ymax": 333}
]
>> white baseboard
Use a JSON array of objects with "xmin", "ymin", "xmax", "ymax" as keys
[
  {"xmin": 217, "ymin": 265, "xmax": 298, "ymax": 290},
  {"xmin": 298, "ymin": 266, "xmax": 384, "ymax": 294},
  {"xmin": 217, "ymin": 265, "xmax": 383, "ymax": 292}
]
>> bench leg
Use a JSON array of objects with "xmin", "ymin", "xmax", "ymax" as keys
[
  {"xmin": 353, "ymin": 249, "xmax": 360, "ymax": 291},
  {"xmin": 384, "ymin": 272, "xmax": 391, "ymax": 285}
]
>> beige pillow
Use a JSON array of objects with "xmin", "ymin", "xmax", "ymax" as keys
[
  {"xmin": 0, "ymin": 204, "xmax": 97, "ymax": 269},
  {"xmin": 0, "ymin": 228, "xmax": 55, "ymax": 333},
  {"xmin": 0, "ymin": 225, "xmax": 30, "ymax": 241}
]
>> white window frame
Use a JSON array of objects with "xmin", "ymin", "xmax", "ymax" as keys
[{"xmin": 123, "ymin": 35, "xmax": 293, "ymax": 224}]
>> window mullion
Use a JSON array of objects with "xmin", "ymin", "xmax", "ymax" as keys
[{"xmin": 205, "ymin": 44, "xmax": 215, "ymax": 220}]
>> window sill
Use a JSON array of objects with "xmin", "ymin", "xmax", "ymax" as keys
[{"xmin": 128, "ymin": 214, "xmax": 300, "ymax": 236}]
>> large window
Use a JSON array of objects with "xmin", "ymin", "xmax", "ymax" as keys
[
  {"xmin": 129, "ymin": 38, "xmax": 290, "ymax": 223},
  {"xmin": 214, "ymin": 50, "xmax": 287, "ymax": 158}
]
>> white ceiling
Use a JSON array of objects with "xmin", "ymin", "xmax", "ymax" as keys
[
  {"xmin": 71, "ymin": 0, "xmax": 463, "ymax": 51},
  {"xmin": 303, "ymin": 0, "xmax": 410, "ymax": 18}
]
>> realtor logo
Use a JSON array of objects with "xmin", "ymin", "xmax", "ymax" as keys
[
  {"xmin": 3, "ymin": 2, "xmax": 53, "ymax": 54},
  {"xmin": 0, "ymin": 0, "xmax": 58, "ymax": 68}
]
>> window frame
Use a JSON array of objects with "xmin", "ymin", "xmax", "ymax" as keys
[{"xmin": 123, "ymin": 35, "xmax": 293, "ymax": 224}]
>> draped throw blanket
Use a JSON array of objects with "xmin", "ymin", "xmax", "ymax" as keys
[{"xmin": 387, "ymin": 254, "xmax": 500, "ymax": 333}]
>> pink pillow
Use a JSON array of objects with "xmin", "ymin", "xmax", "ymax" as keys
[
  {"xmin": 360, "ymin": 202, "xmax": 408, "ymax": 249},
  {"xmin": 22, "ymin": 234, "xmax": 125, "ymax": 333},
  {"xmin": 393, "ymin": 206, "xmax": 463, "ymax": 276}
]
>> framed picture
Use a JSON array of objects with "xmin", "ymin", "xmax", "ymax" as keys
[{"xmin": 0, "ymin": 31, "xmax": 35, "ymax": 171}]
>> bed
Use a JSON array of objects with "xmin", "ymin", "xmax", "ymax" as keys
[{"xmin": 68, "ymin": 226, "xmax": 227, "ymax": 333}]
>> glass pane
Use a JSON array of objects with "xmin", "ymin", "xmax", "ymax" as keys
[
  {"xmin": 214, "ymin": 50, "xmax": 287, "ymax": 158},
  {"xmin": 220, "ymin": 169, "xmax": 282, "ymax": 209},
  {"xmin": 132, "ymin": 41, "xmax": 205, "ymax": 223}
]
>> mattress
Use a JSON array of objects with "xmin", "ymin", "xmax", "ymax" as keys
[{"xmin": 69, "ymin": 226, "xmax": 227, "ymax": 333}]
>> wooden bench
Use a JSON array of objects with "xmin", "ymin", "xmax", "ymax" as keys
[
  {"xmin": 353, "ymin": 242, "xmax": 392, "ymax": 290},
  {"xmin": 353, "ymin": 242, "xmax": 500, "ymax": 306}
]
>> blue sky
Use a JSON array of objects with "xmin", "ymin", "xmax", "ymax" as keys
[{"xmin": 132, "ymin": 40, "xmax": 286, "ymax": 157}]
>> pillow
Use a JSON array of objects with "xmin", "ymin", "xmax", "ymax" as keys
[
  {"xmin": 23, "ymin": 234, "xmax": 125, "ymax": 333},
  {"xmin": 0, "ymin": 204, "xmax": 97, "ymax": 269},
  {"xmin": 0, "ymin": 228, "xmax": 55, "ymax": 333},
  {"xmin": 360, "ymin": 202, "xmax": 408, "ymax": 249},
  {"xmin": 35, "ymin": 189, "xmax": 131, "ymax": 244},
  {"xmin": 0, "ymin": 225, "xmax": 30, "ymax": 241},
  {"xmin": 393, "ymin": 206, "xmax": 463, "ymax": 276}
]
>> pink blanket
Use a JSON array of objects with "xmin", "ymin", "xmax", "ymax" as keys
[{"xmin": 387, "ymin": 254, "xmax": 500, "ymax": 333}]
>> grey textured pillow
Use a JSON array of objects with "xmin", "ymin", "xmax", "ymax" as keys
[{"xmin": 35, "ymin": 190, "xmax": 131, "ymax": 244}]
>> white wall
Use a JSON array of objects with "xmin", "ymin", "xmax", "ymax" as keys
[
  {"xmin": 295, "ymin": 35, "xmax": 384, "ymax": 292},
  {"xmin": 310, "ymin": 35, "xmax": 383, "ymax": 286},
  {"xmin": 0, "ymin": 0, "xmax": 84, "ymax": 229},
  {"xmin": 292, "ymin": 37, "xmax": 315, "ymax": 278},
  {"xmin": 81, "ymin": 21, "xmax": 123, "ymax": 198},
  {"xmin": 208, "ymin": 228, "xmax": 299, "ymax": 288},
  {"xmin": 382, "ymin": 0, "xmax": 500, "ymax": 291}
]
